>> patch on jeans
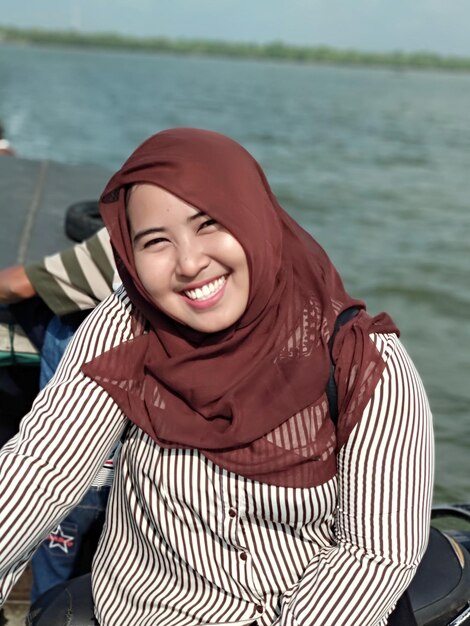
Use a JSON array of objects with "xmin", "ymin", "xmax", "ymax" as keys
[{"xmin": 46, "ymin": 523, "xmax": 76, "ymax": 554}]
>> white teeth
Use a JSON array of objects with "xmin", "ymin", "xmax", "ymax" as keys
[{"xmin": 184, "ymin": 276, "xmax": 226, "ymax": 301}]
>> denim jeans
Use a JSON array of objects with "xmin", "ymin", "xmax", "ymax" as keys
[
  {"xmin": 30, "ymin": 486, "xmax": 110, "ymax": 604},
  {"xmin": 27, "ymin": 573, "xmax": 99, "ymax": 625},
  {"xmin": 31, "ymin": 314, "xmax": 111, "ymax": 604},
  {"xmin": 39, "ymin": 314, "xmax": 81, "ymax": 389}
]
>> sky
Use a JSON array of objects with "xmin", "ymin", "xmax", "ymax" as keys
[{"xmin": 2, "ymin": 0, "xmax": 470, "ymax": 57}]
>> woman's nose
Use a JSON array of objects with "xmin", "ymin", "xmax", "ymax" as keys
[{"xmin": 175, "ymin": 240, "xmax": 210, "ymax": 278}]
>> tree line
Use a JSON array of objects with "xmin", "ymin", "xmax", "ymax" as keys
[{"xmin": 1, "ymin": 25, "xmax": 470, "ymax": 72}]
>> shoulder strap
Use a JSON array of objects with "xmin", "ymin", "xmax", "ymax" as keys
[{"xmin": 326, "ymin": 306, "xmax": 360, "ymax": 425}]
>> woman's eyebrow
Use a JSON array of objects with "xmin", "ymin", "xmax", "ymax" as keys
[
  {"xmin": 132, "ymin": 226, "xmax": 165, "ymax": 244},
  {"xmin": 188, "ymin": 211, "xmax": 207, "ymax": 222}
]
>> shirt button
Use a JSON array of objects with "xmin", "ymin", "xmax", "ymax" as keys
[
  {"xmin": 228, "ymin": 508, "xmax": 237, "ymax": 518},
  {"xmin": 239, "ymin": 551, "xmax": 248, "ymax": 561}
]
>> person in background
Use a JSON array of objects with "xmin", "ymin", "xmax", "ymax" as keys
[
  {"xmin": 0, "ymin": 227, "xmax": 115, "ymax": 447},
  {"xmin": 0, "ymin": 128, "xmax": 433, "ymax": 626},
  {"xmin": 0, "ymin": 227, "xmax": 114, "ymax": 313},
  {"xmin": 0, "ymin": 123, "xmax": 15, "ymax": 157},
  {"xmin": 0, "ymin": 226, "xmax": 117, "ymax": 603}
]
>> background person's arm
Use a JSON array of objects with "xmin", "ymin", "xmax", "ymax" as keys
[
  {"xmin": 0, "ymin": 228, "xmax": 116, "ymax": 313},
  {"xmin": 0, "ymin": 265, "xmax": 36, "ymax": 304}
]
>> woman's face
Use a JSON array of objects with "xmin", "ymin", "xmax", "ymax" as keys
[{"xmin": 127, "ymin": 184, "xmax": 250, "ymax": 333}]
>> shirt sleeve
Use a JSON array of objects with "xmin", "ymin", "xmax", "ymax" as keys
[
  {"xmin": 24, "ymin": 227, "xmax": 117, "ymax": 316},
  {"xmin": 0, "ymin": 291, "xmax": 131, "ymax": 605},
  {"xmin": 276, "ymin": 333, "xmax": 434, "ymax": 626}
]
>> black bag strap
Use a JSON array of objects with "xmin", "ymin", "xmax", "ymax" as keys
[{"xmin": 326, "ymin": 306, "xmax": 360, "ymax": 425}]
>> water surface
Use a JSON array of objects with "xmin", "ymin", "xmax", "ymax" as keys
[{"xmin": 1, "ymin": 43, "xmax": 470, "ymax": 501}]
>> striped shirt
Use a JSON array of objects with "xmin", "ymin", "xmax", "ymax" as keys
[
  {"xmin": 0, "ymin": 288, "xmax": 434, "ymax": 625},
  {"xmin": 25, "ymin": 227, "xmax": 117, "ymax": 316}
]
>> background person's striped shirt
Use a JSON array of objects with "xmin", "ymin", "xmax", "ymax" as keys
[{"xmin": 25, "ymin": 227, "xmax": 117, "ymax": 316}]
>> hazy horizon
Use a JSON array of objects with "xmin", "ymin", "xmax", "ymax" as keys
[{"xmin": 2, "ymin": 0, "xmax": 470, "ymax": 57}]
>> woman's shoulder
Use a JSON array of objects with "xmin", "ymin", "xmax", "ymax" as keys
[
  {"xmin": 72, "ymin": 285, "xmax": 140, "ymax": 357},
  {"xmin": 87, "ymin": 284, "xmax": 134, "ymax": 318},
  {"xmin": 370, "ymin": 331, "xmax": 422, "ymax": 385},
  {"xmin": 370, "ymin": 331, "xmax": 402, "ymax": 364}
]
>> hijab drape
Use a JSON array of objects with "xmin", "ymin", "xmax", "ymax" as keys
[{"xmin": 83, "ymin": 128, "xmax": 398, "ymax": 487}]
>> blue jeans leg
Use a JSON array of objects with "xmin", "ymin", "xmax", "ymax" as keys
[
  {"xmin": 30, "ymin": 486, "xmax": 110, "ymax": 604},
  {"xmin": 39, "ymin": 315, "xmax": 78, "ymax": 389}
]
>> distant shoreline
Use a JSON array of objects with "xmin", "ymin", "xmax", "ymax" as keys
[{"xmin": 1, "ymin": 25, "xmax": 470, "ymax": 72}]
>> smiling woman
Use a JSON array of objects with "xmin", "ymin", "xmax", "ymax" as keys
[
  {"xmin": 0, "ymin": 128, "xmax": 433, "ymax": 626},
  {"xmin": 128, "ymin": 183, "xmax": 250, "ymax": 333}
]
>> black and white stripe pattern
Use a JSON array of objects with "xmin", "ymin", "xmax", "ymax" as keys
[{"xmin": 0, "ymin": 290, "xmax": 433, "ymax": 625}]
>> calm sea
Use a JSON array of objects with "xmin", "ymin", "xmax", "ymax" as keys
[{"xmin": 1, "ymin": 43, "xmax": 470, "ymax": 501}]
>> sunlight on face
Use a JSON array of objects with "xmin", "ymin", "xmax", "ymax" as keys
[{"xmin": 127, "ymin": 184, "xmax": 250, "ymax": 333}]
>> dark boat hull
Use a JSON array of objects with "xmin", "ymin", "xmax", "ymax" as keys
[{"xmin": 0, "ymin": 156, "xmax": 110, "ymax": 266}]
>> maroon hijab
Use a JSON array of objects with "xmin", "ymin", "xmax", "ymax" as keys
[{"xmin": 83, "ymin": 128, "xmax": 398, "ymax": 487}]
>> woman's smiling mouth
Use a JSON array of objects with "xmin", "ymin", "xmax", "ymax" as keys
[{"xmin": 182, "ymin": 275, "xmax": 227, "ymax": 307}]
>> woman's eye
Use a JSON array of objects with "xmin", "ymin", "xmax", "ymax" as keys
[
  {"xmin": 143, "ymin": 237, "xmax": 169, "ymax": 249},
  {"xmin": 198, "ymin": 218, "xmax": 218, "ymax": 232}
]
